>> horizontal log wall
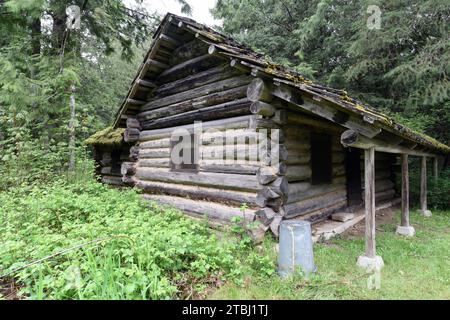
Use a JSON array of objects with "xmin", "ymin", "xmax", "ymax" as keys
[
  {"xmin": 281, "ymin": 110, "xmax": 348, "ymax": 220},
  {"xmin": 361, "ymin": 152, "xmax": 397, "ymax": 204},
  {"xmin": 132, "ymin": 44, "xmax": 261, "ymax": 209}
]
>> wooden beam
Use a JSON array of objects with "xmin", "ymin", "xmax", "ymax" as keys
[
  {"xmin": 137, "ymin": 79, "xmax": 157, "ymax": 89},
  {"xmin": 158, "ymin": 34, "xmax": 181, "ymax": 47},
  {"xmin": 401, "ymin": 154, "xmax": 410, "ymax": 227},
  {"xmin": 268, "ymin": 81, "xmax": 382, "ymax": 138},
  {"xmin": 364, "ymin": 147, "xmax": 376, "ymax": 258},
  {"xmin": 433, "ymin": 157, "xmax": 439, "ymax": 183},
  {"xmin": 341, "ymin": 130, "xmax": 436, "ymax": 157},
  {"xmin": 126, "ymin": 98, "xmax": 145, "ymax": 106},
  {"xmin": 247, "ymin": 78, "xmax": 273, "ymax": 103},
  {"xmin": 146, "ymin": 59, "xmax": 169, "ymax": 70},
  {"xmin": 420, "ymin": 156, "xmax": 431, "ymax": 216}
]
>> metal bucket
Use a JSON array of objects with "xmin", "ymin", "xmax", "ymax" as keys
[{"xmin": 278, "ymin": 220, "xmax": 316, "ymax": 278}]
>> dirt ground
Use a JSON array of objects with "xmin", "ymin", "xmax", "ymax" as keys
[
  {"xmin": 342, "ymin": 205, "xmax": 399, "ymax": 238},
  {"xmin": 0, "ymin": 278, "xmax": 23, "ymax": 300}
]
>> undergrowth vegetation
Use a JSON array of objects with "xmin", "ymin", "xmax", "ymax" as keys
[{"xmin": 0, "ymin": 175, "xmax": 274, "ymax": 299}]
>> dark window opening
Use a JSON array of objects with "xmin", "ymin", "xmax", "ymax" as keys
[
  {"xmin": 170, "ymin": 133, "xmax": 198, "ymax": 172},
  {"xmin": 311, "ymin": 133, "xmax": 332, "ymax": 185},
  {"xmin": 111, "ymin": 149, "xmax": 122, "ymax": 174}
]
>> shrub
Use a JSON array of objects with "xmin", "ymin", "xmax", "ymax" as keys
[
  {"xmin": 410, "ymin": 166, "xmax": 450, "ymax": 210},
  {"xmin": 0, "ymin": 180, "xmax": 246, "ymax": 299}
]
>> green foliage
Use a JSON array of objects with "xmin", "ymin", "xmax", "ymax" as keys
[
  {"xmin": 213, "ymin": 0, "xmax": 450, "ymax": 143},
  {"xmin": 0, "ymin": 179, "xmax": 246, "ymax": 299},
  {"xmin": 410, "ymin": 167, "xmax": 450, "ymax": 210}
]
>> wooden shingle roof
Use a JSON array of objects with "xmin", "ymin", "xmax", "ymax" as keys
[{"xmin": 113, "ymin": 13, "xmax": 450, "ymax": 155}]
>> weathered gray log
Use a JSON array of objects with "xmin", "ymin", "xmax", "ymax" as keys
[
  {"xmin": 139, "ymin": 85, "xmax": 248, "ymax": 121},
  {"xmin": 281, "ymin": 189, "xmax": 347, "ymax": 218},
  {"xmin": 265, "ymin": 197, "xmax": 285, "ymax": 212},
  {"xmin": 287, "ymin": 111, "xmax": 343, "ymax": 133},
  {"xmin": 286, "ymin": 179, "xmax": 346, "ymax": 204},
  {"xmin": 142, "ymin": 75, "xmax": 251, "ymax": 112},
  {"xmin": 199, "ymin": 161, "xmax": 260, "ymax": 175},
  {"xmin": 126, "ymin": 98, "xmax": 145, "ymax": 106},
  {"xmin": 124, "ymin": 128, "xmax": 140, "ymax": 143},
  {"xmin": 249, "ymin": 116, "xmax": 280, "ymax": 130},
  {"xmin": 297, "ymin": 200, "xmax": 347, "ymax": 224},
  {"xmin": 139, "ymin": 115, "xmax": 253, "ymax": 141},
  {"xmin": 137, "ymin": 79, "xmax": 157, "ymax": 89},
  {"xmin": 140, "ymin": 138, "xmax": 171, "ymax": 149},
  {"xmin": 420, "ymin": 156, "xmax": 429, "ymax": 214},
  {"xmin": 146, "ymin": 58, "xmax": 169, "ymax": 70},
  {"xmin": 272, "ymin": 110, "xmax": 288, "ymax": 125},
  {"xmin": 139, "ymin": 148, "xmax": 171, "ymax": 159},
  {"xmin": 255, "ymin": 207, "xmax": 276, "ymax": 226},
  {"xmin": 169, "ymin": 39, "xmax": 209, "ymax": 66},
  {"xmin": 375, "ymin": 179, "xmax": 395, "ymax": 193},
  {"xmin": 364, "ymin": 147, "xmax": 376, "ymax": 258},
  {"xmin": 136, "ymin": 168, "xmax": 261, "ymax": 192},
  {"xmin": 102, "ymin": 175, "xmax": 124, "ymax": 186},
  {"xmin": 121, "ymin": 162, "xmax": 136, "ymax": 176},
  {"xmin": 286, "ymin": 165, "xmax": 312, "ymax": 182},
  {"xmin": 138, "ymin": 158, "xmax": 171, "ymax": 168},
  {"xmin": 129, "ymin": 146, "xmax": 139, "ymax": 161},
  {"xmin": 247, "ymin": 78, "xmax": 273, "ymax": 103},
  {"xmin": 136, "ymin": 180, "xmax": 258, "ymax": 206},
  {"xmin": 157, "ymin": 54, "xmax": 223, "ymax": 83},
  {"xmin": 285, "ymin": 154, "xmax": 311, "ymax": 165},
  {"xmin": 341, "ymin": 129, "xmax": 435, "ymax": 157},
  {"xmin": 250, "ymin": 101, "xmax": 276, "ymax": 117},
  {"xmin": 154, "ymin": 64, "xmax": 238, "ymax": 98},
  {"xmin": 267, "ymin": 177, "xmax": 289, "ymax": 196},
  {"xmin": 273, "ymin": 84, "xmax": 382, "ymax": 138},
  {"xmin": 201, "ymin": 130, "xmax": 260, "ymax": 146},
  {"xmin": 257, "ymin": 166, "xmax": 278, "ymax": 185},
  {"xmin": 126, "ymin": 118, "xmax": 141, "ymax": 130},
  {"xmin": 141, "ymin": 98, "xmax": 251, "ymax": 130},
  {"xmin": 122, "ymin": 175, "xmax": 135, "ymax": 186},
  {"xmin": 268, "ymin": 144, "xmax": 288, "ymax": 162},
  {"xmin": 201, "ymin": 144, "xmax": 264, "ymax": 161},
  {"xmin": 142, "ymin": 194, "xmax": 256, "ymax": 222},
  {"xmin": 401, "ymin": 154, "xmax": 410, "ymax": 227},
  {"xmin": 375, "ymin": 189, "xmax": 395, "ymax": 203}
]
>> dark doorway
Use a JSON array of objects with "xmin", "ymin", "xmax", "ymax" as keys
[
  {"xmin": 311, "ymin": 133, "xmax": 332, "ymax": 185},
  {"xmin": 345, "ymin": 148, "xmax": 363, "ymax": 207}
]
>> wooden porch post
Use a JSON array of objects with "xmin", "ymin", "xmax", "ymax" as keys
[
  {"xmin": 420, "ymin": 156, "xmax": 432, "ymax": 217},
  {"xmin": 357, "ymin": 147, "xmax": 384, "ymax": 270},
  {"xmin": 433, "ymin": 157, "xmax": 439, "ymax": 183},
  {"xmin": 396, "ymin": 154, "xmax": 415, "ymax": 236}
]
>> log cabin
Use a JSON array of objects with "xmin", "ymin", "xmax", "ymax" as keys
[{"xmin": 86, "ymin": 14, "xmax": 450, "ymax": 268}]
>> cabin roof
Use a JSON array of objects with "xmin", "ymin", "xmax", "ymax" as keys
[
  {"xmin": 85, "ymin": 127, "xmax": 125, "ymax": 147},
  {"xmin": 111, "ymin": 13, "xmax": 450, "ymax": 154}
]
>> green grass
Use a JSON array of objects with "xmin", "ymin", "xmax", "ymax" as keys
[
  {"xmin": 210, "ymin": 210, "xmax": 450, "ymax": 300},
  {"xmin": 1, "ymin": 177, "xmax": 449, "ymax": 300}
]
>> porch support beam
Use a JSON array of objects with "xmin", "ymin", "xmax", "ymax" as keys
[
  {"xmin": 357, "ymin": 147, "xmax": 384, "ymax": 271},
  {"xmin": 247, "ymin": 78, "xmax": 382, "ymax": 138},
  {"xmin": 341, "ymin": 130, "xmax": 436, "ymax": 158},
  {"xmin": 396, "ymin": 154, "xmax": 415, "ymax": 236},
  {"xmin": 420, "ymin": 156, "xmax": 432, "ymax": 217}
]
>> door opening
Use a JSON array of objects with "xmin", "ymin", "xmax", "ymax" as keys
[{"xmin": 345, "ymin": 148, "xmax": 363, "ymax": 208}]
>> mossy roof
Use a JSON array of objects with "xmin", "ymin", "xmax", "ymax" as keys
[
  {"xmin": 112, "ymin": 13, "xmax": 450, "ymax": 154},
  {"xmin": 85, "ymin": 127, "xmax": 125, "ymax": 147}
]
